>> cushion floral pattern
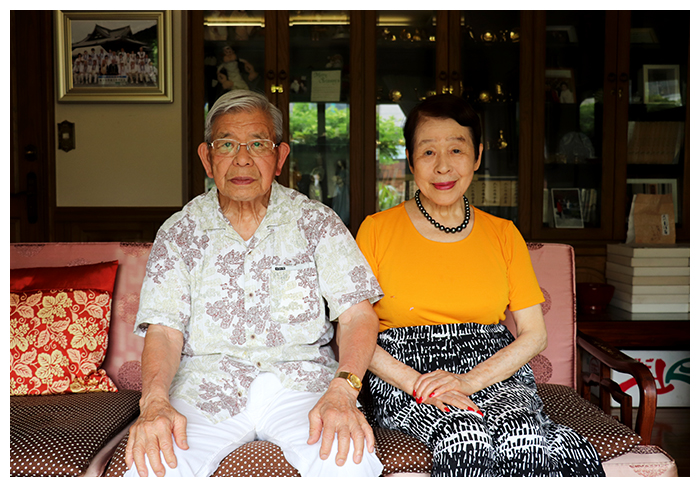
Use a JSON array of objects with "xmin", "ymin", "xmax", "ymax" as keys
[
  {"xmin": 10, "ymin": 289, "xmax": 118, "ymax": 395},
  {"xmin": 10, "ymin": 261, "xmax": 120, "ymax": 396}
]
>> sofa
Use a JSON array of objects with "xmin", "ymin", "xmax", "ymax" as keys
[{"xmin": 10, "ymin": 242, "xmax": 678, "ymax": 477}]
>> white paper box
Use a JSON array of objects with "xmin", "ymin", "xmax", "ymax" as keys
[{"xmin": 611, "ymin": 350, "xmax": 690, "ymax": 407}]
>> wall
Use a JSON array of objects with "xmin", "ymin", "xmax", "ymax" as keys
[{"xmin": 54, "ymin": 11, "xmax": 184, "ymax": 208}]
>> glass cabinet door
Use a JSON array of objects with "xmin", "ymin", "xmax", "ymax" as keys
[
  {"xmin": 374, "ymin": 11, "xmax": 439, "ymax": 213},
  {"xmin": 534, "ymin": 11, "xmax": 614, "ymax": 237},
  {"xmin": 202, "ymin": 10, "xmax": 266, "ymax": 192},
  {"xmin": 287, "ymin": 11, "xmax": 352, "ymax": 225},
  {"xmin": 459, "ymin": 10, "xmax": 522, "ymax": 225},
  {"xmin": 624, "ymin": 11, "xmax": 689, "ymax": 237}
]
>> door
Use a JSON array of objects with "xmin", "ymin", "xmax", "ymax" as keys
[{"xmin": 10, "ymin": 10, "xmax": 55, "ymax": 242}]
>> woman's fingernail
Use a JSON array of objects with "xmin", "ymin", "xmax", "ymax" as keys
[
  {"xmin": 478, "ymin": 410, "xmax": 484, "ymax": 417},
  {"xmin": 444, "ymin": 407, "xmax": 451, "ymax": 413},
  {"xmin": 468, "ymin": 407, "xmax": 475, "ymax": 412},
  {"xmin": 417, "ymin": 397, "xmax": 423, "ymax": 404},
  {"xmin": 413, "ymin": 390, "xmax": 416, "ymax": 397},
  {"xmin": 429, "ymin": 392, "xmax": 435, "ymax": 398}
]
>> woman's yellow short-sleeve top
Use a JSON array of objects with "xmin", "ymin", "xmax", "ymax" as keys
[{"xmin": 356, "ymin": 202, "xmax": 544, "ymax": 332}]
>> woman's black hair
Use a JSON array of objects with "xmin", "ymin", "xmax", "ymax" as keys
[{"xmin": 403, "ymin": 94, "xmax": 482, "ymax": 167}]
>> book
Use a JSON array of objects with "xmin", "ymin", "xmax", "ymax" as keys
[
  {"xmin": 613, "ymin": 290, "xmax": 689, "ymax": 304},
  {"xmin": 605, "ymin": 270, "xmax": 690, "ymax": 285},
  {"xmin": 606, "ymin": 261, "xmax": 690, "ymax": 277},
  {"xmin": 609, "ymin": 298, "xmax": 689, "ymax": 313},
  {"xmin": 607, "ymin": 243, "xmax": 690, "ymax": 258},
  {"xmin": 606, "ymin": 280, "xmax": 689, "ymax": 295},
  {"xmin": 606, "ymin": 254, "xmax": 689, "ymax": 268}
]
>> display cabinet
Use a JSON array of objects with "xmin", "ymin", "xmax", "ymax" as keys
[{"xmin": 184, "ymin": 10, "xmax": 689, "ymax": 242}]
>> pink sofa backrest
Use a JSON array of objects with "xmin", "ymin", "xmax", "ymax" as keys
[
  {"xmin": 10, "ymin": 241, "xmax": 577, "ymax": 390},
  {"xmin": 502, "ymin": 243, "xmax": 577, "ymax": 388},
  {"xmin": 10, "ymin": 242, "xmax": 151, "ymax": 390}
]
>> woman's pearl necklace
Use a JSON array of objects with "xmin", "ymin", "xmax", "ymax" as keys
[{"xmin": 414, "ymin": 190, "xmax": 471, "ymax": 233}]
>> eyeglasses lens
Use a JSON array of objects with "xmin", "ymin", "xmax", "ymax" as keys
[{"xmin": 212, "ymin": 139, "xmax": 275, "ymax": 157}]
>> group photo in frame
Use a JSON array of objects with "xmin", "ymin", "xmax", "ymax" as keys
[
  {"xmin": 551, "ymin": 188, "xmax": 585, "ymax": 229},
  {"xmin": 55, "ymin": 10, "xmax": 172, "ymax": 102}
]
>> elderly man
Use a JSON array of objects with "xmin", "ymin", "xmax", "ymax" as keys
[{"xmin": 124, "ymin": 90, "xmax": 384, "ymax": 477}]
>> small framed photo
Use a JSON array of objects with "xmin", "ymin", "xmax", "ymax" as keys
[
  {"xmin": 546, "ymin": 25, "xmax": 578, "ymax": 43},
  {"xmin": 545, "ymin": 68, "xmax": 576, "ymax": 104},
  {"xmin": 643, "ymin": 65, "xmax": 681, "ymax": 105},
  {"xmin": 551, "ymin": 188, "xmax": 584, "ymax": 228},
  {"xmin": 55, "ymin": 10, "xmax": 173, "ymax": 103}
]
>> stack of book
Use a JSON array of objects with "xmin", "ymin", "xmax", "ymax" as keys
[{"xmin": 606, "ymin": 243, "xmax": 690, "ymax": 313}]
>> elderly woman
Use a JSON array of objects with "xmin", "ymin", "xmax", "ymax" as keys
[
  {"xmin": 356, "ymin": 94, "xmax": 604, "ymax": 477},
  {"xmin": 124, "ymin": 90, "xmax": 384, "ymax": 477}
]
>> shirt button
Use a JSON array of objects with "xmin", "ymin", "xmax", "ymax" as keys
[
  {"xmin": 256, "ymin": 362, "xmax": 262, "ymax": 367},
  {"xmin": 250, "ymin": 334, "xmax": 256, "ymax": 340},
  {"xmin": 237, "ymin": 391, "xmax": 243, "ymax": 397},
  {"xmin": 248, "ymin": 292, "xmax": 254, "ymax": 298}
]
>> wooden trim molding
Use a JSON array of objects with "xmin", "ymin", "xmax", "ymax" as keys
[{"xmin": 53, "ymin": 207, "xmax": 180, "ymax": 243}]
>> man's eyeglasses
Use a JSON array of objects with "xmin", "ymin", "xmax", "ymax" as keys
[{"xmin": 208, "ymin": 138, "xmax": 278, "ymax": 158}]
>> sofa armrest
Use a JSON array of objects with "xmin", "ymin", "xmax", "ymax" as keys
[{"xmin": 577, "ymin": 331, "xmax": 657, "ymax": 445}]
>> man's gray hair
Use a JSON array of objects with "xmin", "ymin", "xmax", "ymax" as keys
[{"xmin": 204, "ymin": 90, "xmax": 284, "ymax": 144}]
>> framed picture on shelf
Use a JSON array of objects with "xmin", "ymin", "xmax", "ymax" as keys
[
  {"xmin": 545, "ymin": 25, "xmax": 577, "ymax": 43},
  {"xmin": 627, "ymin": 178, "xmax": 679, "ymax": 223},
  {"xmin": 643, "ymin": 65, "xmax": 681, "ymax": 105},
  {"xmin": 545, "ymin": 69, "xmax": 576, "ymax": 104},
  {"xmin": 55, "ymin": 10, "xmax": 172, "ymax": 102},
  {"xmin": 551, "ymin": 188, "xmax": 584, "ymax": 228}
]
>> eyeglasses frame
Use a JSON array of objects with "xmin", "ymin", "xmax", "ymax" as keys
[{"xmin": 208, "ymin": 138, "xmax": 280, "ymax": 158}]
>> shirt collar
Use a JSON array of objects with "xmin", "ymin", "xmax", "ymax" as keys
[{"xmin": 199, "ymin": 181, "xmax": 295, "ymax": 233}]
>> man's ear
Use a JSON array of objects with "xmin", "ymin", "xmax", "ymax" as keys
[
  {"xmin": 275, "ymin": 142, "xmax": 291, "ymax": 177},
  {"xmin": 197, "ymin": 142, "xmax": 214, "ymax": 179}
]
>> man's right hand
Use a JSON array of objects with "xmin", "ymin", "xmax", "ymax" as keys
[{"xmin": 125, "ymin": 397, "xmax": 189, "ymax": 477}]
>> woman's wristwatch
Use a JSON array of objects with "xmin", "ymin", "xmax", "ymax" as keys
[{"xmin": 334, "ymin": 370, "xmax": 362, "ymax": 392}]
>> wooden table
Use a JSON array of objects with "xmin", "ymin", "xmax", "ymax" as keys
[{"xmin": 577, "ymin": 306, "xmax": 690, "ymax": 351}]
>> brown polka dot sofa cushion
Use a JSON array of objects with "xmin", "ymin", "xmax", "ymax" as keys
[
  {"xmin": 104, "ymin": 425, "xmax": 431, "ymax": 476},
  {"xmin": 10, "ymin": 390, "xmax": 141, "ymax": 477},
  {"xmin": 537, "ymin": 383, "xmax": 641, "ymax": 461}
]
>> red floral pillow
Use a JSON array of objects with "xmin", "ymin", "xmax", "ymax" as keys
[{"xmin": 10, "ymin": 261, "xmax": 119, "ymax": 396}]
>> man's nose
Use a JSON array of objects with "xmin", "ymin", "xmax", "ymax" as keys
[{"xmin": 233, "ymin": 146, "xmax": 254, "ymax": 166}]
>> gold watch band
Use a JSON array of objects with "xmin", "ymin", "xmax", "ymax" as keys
[{"xmin": 334, "ymin": 370, "xmax": 362, "ymax": 391}]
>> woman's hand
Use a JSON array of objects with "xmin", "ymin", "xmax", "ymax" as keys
[{"xmin": 413, "ymin": 370, "xmax": 482, "ymax": 415}]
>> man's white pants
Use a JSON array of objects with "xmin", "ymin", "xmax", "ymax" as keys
[{"xmin": 124, "ymin": 373, "xmax": 383, "ymax": 477}]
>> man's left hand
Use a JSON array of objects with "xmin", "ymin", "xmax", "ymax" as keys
[{"xmin": 307, "ymin": 379, "xmax": 375, "ymax": 466}]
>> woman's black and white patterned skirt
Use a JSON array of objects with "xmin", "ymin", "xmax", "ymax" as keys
[{"xmin": 368, "ymin": 322, "xmax": 605, "ymax": 477}]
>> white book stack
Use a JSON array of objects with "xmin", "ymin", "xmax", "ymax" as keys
[{"xmin": 606, "ymin": 243, "xmax": 690, "ymax": 313}]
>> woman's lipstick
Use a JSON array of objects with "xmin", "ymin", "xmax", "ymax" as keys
[{"xmin": 433, "ymin": 181, "xmax": 456, "ymax": 190}]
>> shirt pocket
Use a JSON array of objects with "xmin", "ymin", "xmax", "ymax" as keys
[{"xmin": 269, "ymin": 262, "xmax": 320, "ymax": 324}]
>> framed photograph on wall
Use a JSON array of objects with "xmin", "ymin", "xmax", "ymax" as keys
[
  {"xmin": 551, "ymin": 188, "xmax": 584, "ymax": 228},
  {"xmin": 55, "ymin": 10, "xmax": 172, "ymax": 102},
  {"xmin": 545, "ymin": 68, "xmax": 576, "ymax": 104},
  {"xmin": 643, "ymin": 64, "xmax": 681, "ymax": 105}
]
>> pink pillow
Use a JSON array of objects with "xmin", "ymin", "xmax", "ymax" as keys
[{"xmin": 10, "ymin": 261, "xmax": 120, "ymax": 396}]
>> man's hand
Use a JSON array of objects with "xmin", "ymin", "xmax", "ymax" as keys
[
  {"xmin": 307, "ymin": 379, "xmax": 375, "ymax": 466},
  {"xmin": 125, "ymin": 396, "xmax": 189, "ymax": 477}
]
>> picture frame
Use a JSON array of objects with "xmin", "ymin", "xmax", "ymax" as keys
[
  {"xmin": 55, "ymin": 10, "xmax": 173, "ymax": 103},
  {"xmin": 551, "ymin": 188, "xmax": 584, "ymax": 228},
  {"xmin": 545, "ymin": 68, "xmax": 576, "ymax": 104},
  {"xmin": 545, "ymin": 25, "xmax": 578, "ymax": 43},
  {"xmin": 643, "ymin": 64, "xmax": 681, "ymax": 105},
  {"xmin": 627, "ymin": 178, "xmax": 679, "ymax": 223}
]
